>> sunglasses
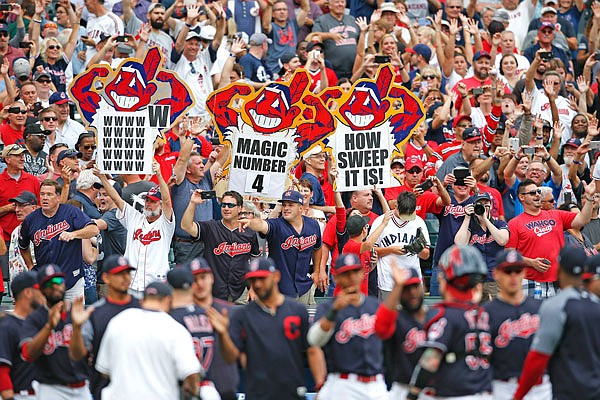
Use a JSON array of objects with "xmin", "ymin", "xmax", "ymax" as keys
[
  {"xmin": 221, "ymin": 202, "xmax": 238, "ymax": 208},
  {"xmin": 9, "ymin": 109, "xmax": 27, "ymax": 114},
  {"xmin": 38, "ymin": 79, "xmax": 51, "ymax": 84},
  {"xmin": 422, "ymin": 75, "xmax": 437, "ymax": 80},
  {"xmin": 42, "ymin": 276, "xmax": 65, "ymax": 288},
  {"xmin": 82, "ymin": 145, "xmax": 96, "ymax": 150},
  {"xmin": 520, "ymin": 189, "xmax": 542, "ymax": 196},
  {"xmin": 406, "ymin": 168, "xmax": 422, "ymax": 174},
  {"xmin": 0, "ymin": 32, "xmax": 8, "ymax": 37},
  {"xmin": 43, "ymin": 116, "xmax": 58, "ymax": 121},
  {"xmin": 47, "ymin": 45, "xmax": 61, "ymax": 50},
  {"xmin": 457, "ymin": 124, "xmax": 473, "ymax": 128},
  {"xmin": 501, "ymin": 267, "xmax": 524, "ymax": 275}
]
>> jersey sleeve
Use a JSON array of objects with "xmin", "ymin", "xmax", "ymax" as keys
[
  {"xmin": 19, "ymin": 311, "xmax": 45, "ymax": 348},
  {"xmin": 17, "ymin": 215, "xmax": 31, "ymax": 250},
  {"xmin": 172, "ymin": 323, "xmax": 202, "ymax": 380},
  {"xmin": 249, "ymin": 231, "xmax": 261, "ymax": 257},
  {"xmin": 116, "ymin": 202, "xmax": 139, "ymax": 229},
  {"xmin": 261, "ymin": 218, "xmax": 278, "ymax": 240},
  {"xmin": 530, "ymin": 296, "xmax": 568, "ymax": 356},
  {"xmin": 342, "ymin": 238, "xmax": 362, "ymax": 256},
  {"xmin": 370, "ymin": 215, "xmax": 384, "ymax": 246},
  {"xmin": 81, "ymin": 320, "xmax": 94, "ymax": 349},
  {"xmin": 71, "ymin": 205, "xmax": 94, "ymax": 230},
  {"xmin": 101, "ymin": 210, "xmax": 121, "ymax": 232},
  {"xmin": 0, "ymin": 320, "xmax": 16, "ymax": 366},
  {"xmin": 505, "ymin": 219, "xmax": 519, "ymax": 249},
  {"xmin": 419, "ymin": 218, "xmax": 431, "ymax": 247},
  {"xmin": 228, "ymin": 307, "xmax": 246, "ymax": 353},
  {"xmin": 422, "ymin": 307, "xmax": 451, "ymax": 354}
]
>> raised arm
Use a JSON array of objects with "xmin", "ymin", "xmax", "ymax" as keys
[
  {"xmin": 93, "ymin": 169, "xmax": 125, "ymax": 211},
  {"xmin": 181, "ymin": 190, "xmax": 204, "ymax": 238}
]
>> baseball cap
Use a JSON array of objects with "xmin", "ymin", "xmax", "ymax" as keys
[
  {"xmin": 44, "ymin": 21, "xmax": 57, "ymax": 30},
  {"xmin": 142, "ymin": 186, "xmax": 162, "ymax": 201},
  {"xmin": 187, "ymin": 257, "xmax": 212, "ymax": 274},
  {"xmin": 278, "ymin": 190, "xmax": 303, "ymax": 205},
  {"xmin": 185, "ymin": 30, "xmax": 202, "ymax": 41},
  {"xmin": 403, "ymin": 268, "xmax": 423, "ymax": 286},
  {"xmin": 33, "ymin": 70, "xmax": 51, "ymax": 81},
  {"xmin": 539, "ymin": 21, "xmax": 555, "ymax": 31},
  {"xmin": 11, "ymin": 271, "xmax": 39, "ymax": 298},
  {"xmin": 102, "ymin": 255, "xmax": 136, "ymax": 275},
  {"xmin": 306, "ymin": 40, "xmax": 323, "ymax": 53},
  {"xmin": 452, "ymin": 114, "xmax": 472, "ymax": 128},
  {"xmin": 346, "ymin": 215, "xmax": 370, "ymax": 237},
  {"xmin": 426, "ymin": 101, "xmax": 443, "ymax": 120},
  {"xmin": 390, "ymin": 157, "xmax": 405, "ymax": 167},
  {"xmin": 144, "ymin": 281, "xmax": 172, "ymax": 298},
  {"xmin": 463, "ymin": 127, "xmax": 482, "ymax": 142},
  {"xmin": 492, "ymin": 9, "xmax": 510, "ymax": 23},
  {"xmin": 57, "ymin": 148, "xmax": 78, "ymax": 164},
  {"xmin": 495, "ymin": 249, "xmax": 526, "ymax": 270},
  {"xmin": 584, "ymin": 254, "xmax": 600, "ymax": 280},
  {"xmin": 116, "ymin": 43, "xmax": 134, "ymax": 55},
  {"xmin": 541, "ymin": 6, "xmax": 557, "ymax": 14},
  {"xmin": 13, "ymin": 58, "xmax": 31, "ymax": 79},
  {"xmin": 200, "ymin": 25, "xmax": 216, "ymax": 41},
  {"xmin": 334, "ymin": 253, "xmax": 362, "ymax": 275},
  {"xmin": 544, "ymin": 0, "xmax": 558, "ymax": 5},
  {"xmin": 558, "ymin": 246, "xmax": 587, "ymax": 275},
  {"xmin": 496, "ymin": 121, "xmax": 506, "ymax": 132},
  {"xmin": 564, "ymin": 138, "xmax": 581, "ymax": 148},
  {"xmin": 37, "ymin": 264, "xmax": 66, "ymax": 286},
  {"xmin": 379, "ymin": 2, "xmax": 399, "ymax": 13},
  {"xmin": 302, "ymin": 146, "xmax": 323, "ymax": 159},
  {"xmin": 97, "ymin": 33, "xmax": 111, "ymax": 43},
  {"xmin": 1, "ymin": 144, "xmax": 27, "ymax": 158},
  {"xmin": 473, "ymin": 191, "xmax": 492, "ymax": 203},
  {"xmin": 24, "ymin": 123, "xmax": 46, "ymax": 138},
  {"xmin": 473, "ymin": 51, "xmax": 492, "ymax": 61},
  {"xmin": 245, "ymin": 258, "xmax": 277, "ymax": 279},
  {"xmin": 148, "ymin": 2, "xmax": 165, "ymax": 12},
  {"xmin": 49, "ymin": 91, "xmax": 70, "ymax": 105},
  {"xmin": 279, "ymin": 52, "xmax": 298, "ymax": 75},
  {"xmin": 9, "ymin": 190, "xmax": 37, "ymax": 205},
  {"xmin": 412, "ymin": 44, "xmax": 431, "ymax": 61},
  {"xmin": 405, "ymin": 155, "xmax": 424, "ymax": 171},
  {"xmin": 542, "ymin": 120, "xmax": 552, "ymax": 129},
  {"xmin": 249, "ymin": 33, "xmax": 272, "ymax": 46},
  {"xmin": 167, "ymin": 267, "xmax": 195, "ymax": 289},
  {"xmin": 0, "ymin": 23, "xmax": 8, "ymax": 32}
]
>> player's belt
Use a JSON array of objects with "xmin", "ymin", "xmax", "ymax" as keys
[
  {"xmin": 198, "ymin": 380, "xmax": 215, "ymax": 387},
  {"xmin": 66, "ymin": 381, "xmax": 86, "ymax": 388},
  {"xmin": 339, "ymin": 373, "xmax": 379, "ymax": 383}
]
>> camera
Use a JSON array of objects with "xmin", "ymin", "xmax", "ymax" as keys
[{"xmin": 474, "ymin": 203, "xmax": 486, "ymax": 216}]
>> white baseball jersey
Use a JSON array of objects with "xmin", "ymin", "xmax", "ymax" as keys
[
  {"xmin": 85, "ymin": 12, "xmax": 125, "ymax": 65},
  {"xmin": 117, "ymin": 203, "xmax": 175, "ymax": 291},
  {"xmin": 371, "ymin": 214, "xmax": 430, "ymax": 291}
]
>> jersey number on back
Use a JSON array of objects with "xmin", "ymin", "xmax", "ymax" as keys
[{"xmin": 193, "ymin": 336, "xmax": 215, "ymax": 371}]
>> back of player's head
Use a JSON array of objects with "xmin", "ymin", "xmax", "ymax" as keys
[
  {"xmin": 167, "ymin": 267, "xmax": 194, "ymax": 291},
  {"xmin": 558, "ymin": 246, "xmax": 587, "ymax": 276},
  {"xmin": 439, "ymin": 245, "xmax": 487, "ymax": 296},
  {"xmin": 11, "ymin": 271, "xmax": 39, "ymax": 300},
  {"xmin": 144, "ymin": 281, "xmax": 172, "ymax": 299}
]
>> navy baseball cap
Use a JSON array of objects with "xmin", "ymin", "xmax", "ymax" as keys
[
  {"xmin": 245, "ymin": 258, "xmax": 277, "ymax": 279},
  {"xmin": 144, "ymin": 281, "xmax": 172, "ymax": 298},
  {"xmin": 403, "ymin": 268, "xmax": 422, "ymax": 286},
  {"xmin": 473, "ymin": 192, "xmax": 492, "ymax": 203},
  {"xmin": 142, "ymin": 186, "xmax": 162, "ymax": 201},
  {"xmin": 426, "ymin": 101, "xmax": 443, "ymax": 120},
  {"xmin": 11, "ymin": 271, "xmax": 39, "ymax": 298},
  {"xmin": 346, "ymin": 215, "xmax": 370, "ymax": 237},
  {"xmin": 473, "ymin": 50, "xmax": 492, "ymax": 61},
  {"xmin": 558, "ymin": 246, "xmax": 587, "ymax": 275},
  {"xmin": 463, "ymin": 127, "xmax": 482, "ymax": 143},
  {"xmin": 57, "ymin": 149, "xmax": 78, "ymax": 164},
  {"xmin": 334, "ymin": 253, "xmax": 362, "ymax": 275},
  {"xmin": 0, "ymin": 23, "xmax": 8, "ymax": 32},
  {"xmin": 539, "ymin": 21, "xmax": 555, "ymax": 31},
  {"xmin": 584, "ymin": 254, "xmax": 600, "ymax": 280},
  {"xmin": 9, "ymin": 190, "xmax": 37, "ymax": 205},
  {"xmin": 278, "ymin": 190, "xmax": 303, "ymax": 205},
  {"xmin": 495, "ymin": 249, "xmax": 526, "ymax": 270},
  {"xmin": 187, "ymin": 257, "xmax": 212, "ymax": 274},
  {"xmin": 564, "ymin": 138, "xmax": 582, "ymax": 148},
  {"xmin": 102, "ymin": 255, "xmax": 135, "ymax": 274},
  {"xmin": 412, "ymin": 44, "xmax": 431, "ymax": 61},
  {"xmin": 49, "ymin": 91, "xmax": 70, "ymax": 105},
  {"xmin": 37, "ymin": 264, "xmax": 66, "ymax": 286},
  {"xmin": 167, "ymin": 267, "xmax": 194, "ymax": 289}
]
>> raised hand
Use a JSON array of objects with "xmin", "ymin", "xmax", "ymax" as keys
[{"xmin": 71, "ymin": 296, "xmax": 94, "ymax": 327}]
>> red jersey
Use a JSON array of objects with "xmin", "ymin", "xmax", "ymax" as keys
[
  {"xmin": 0, "ymin": 170, "xmax": 41, "ymax": 241},
  {"xmin": 384, "ymin": 184, "xmax": 442, "ymax": 220},
  {"xmin": 307, "ymin": 67, "xmax": 338, "ymax": 92},
  {"xmin": 506, "ymin": 210, "xmax": 576, "ymax": 282}
]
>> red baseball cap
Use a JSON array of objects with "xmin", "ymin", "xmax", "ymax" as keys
[
  {"xmin": 452, "ymin": 114, "xmax": 472, "ymax": 128},
  {"xmin": 405, "ymin": 155, "xmax": 424, "ymax": 171}
]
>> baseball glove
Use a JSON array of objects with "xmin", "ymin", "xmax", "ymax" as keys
[{"xmin": 404, "ymin": 227, "xmax": 427, "ymax": 255}]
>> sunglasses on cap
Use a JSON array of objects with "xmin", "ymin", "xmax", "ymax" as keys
[{"xmin": 42, "ymin": 276, "xmax": 65, "ymax": 288}]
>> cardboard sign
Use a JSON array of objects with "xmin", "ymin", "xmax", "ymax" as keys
[{"xmin": 69, "ymin": 47, "xmax": 195, "ymax": 174}]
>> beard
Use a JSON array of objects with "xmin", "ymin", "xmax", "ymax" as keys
[
  {"xmin": 46, "ymin": 292, "xmax": 64, "ymax": 306},
  {"xmin": 31, "ymin": 299, "xmax": 42, "ymax": 309},
  {"xmin": 256, "ymin": 285, "xmax": 274, "ymax": 302},
  {"xmin": 144, "ymin": 208, "xmax": 161, "ymax": 218},
  {"xmin": 150, "ymin": 19, "xmax": 164, "ymax": 30},
  {"xmin": 400, "ymin": 294, "xmax": 424, "ymax": 313},
  {"xmin": 563, "ymin": 156, "xmax": 573, "ymax": 166}
]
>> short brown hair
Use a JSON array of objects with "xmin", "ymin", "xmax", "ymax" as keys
[{"xmin": 40, "ymin": 179, "xmax": 62, "ymax": 196}]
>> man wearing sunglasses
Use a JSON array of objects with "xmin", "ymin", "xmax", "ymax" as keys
[
  {"xmin": 23, "ymin": 123, "xmax": 49, "ymax": 177},
  {"xmin": 0, "ymin": 102, "xmax": 27, "ymax": 146},
  {"xmin": 506, "ymin": 179, "xmax": 596, "ymax": 299},
  {"xmin": 19, "ymin": 264, "xmax": 92, "ymax": 399},
  {"xmin": 181, "ymin": 190, "xmax": 260, "ymax": 303},
  {"xmin": 484, "ymin": 249, "xmax": 550, "ymax": 400}
]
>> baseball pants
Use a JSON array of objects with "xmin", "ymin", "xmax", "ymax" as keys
[
  {"xmin": 199, "ymin": 381, "xmax": 222, "ymax": 400},
  {"xmin": 419, "ymin": 393, "xmax": 492, "ymax": 400},
  {"xmin": 492, "ymin": 375, "xmax": 551, "ymax": 400},
  {"xmin": 64, "ymin": 278, "xmax": 85, "ymax": 303},
  {"xmin": 389, "ymin": 382, "xmax": 429, "ymax": 399},
  {"xmin": 317, "ymin": 373, "xmax": 388, "ymax": 400},
  {"xmin": 13, "ymin": 392, "xmax": 36, "ymax": 400},
  {"xmin": 34, "ymin": 381, "xmax": 91, "ymax": 400}
]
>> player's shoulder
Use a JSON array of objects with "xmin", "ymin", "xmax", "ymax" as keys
[
  {"xmin": 213, "ymin": 298, "xmax": 235, "ymax": 312},
  {"xmin": 424, "ymin": 303, "xmax": 447, "ymax": 330},
  {"xmin": 363, "ymin": 295, "xmax": 381, "ymax": 310},
  {"xmin": 0, "ymin": 313, "xmax": 23, "ymax": 334}
]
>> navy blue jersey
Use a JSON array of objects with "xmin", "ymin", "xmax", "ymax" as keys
[
  {"xmin": 0, "ymin": 314, "xmax": 38, "ymax": 392},
  {"xmin": 531, "ymin": 288, "xmax": 600, "ymax": 400},
  {"xmin": 484, "ymin": 297, "xmax": 541, "ymax": 380},
  {"xmin": 195, "ymin": 220, "xmax": 261, "ymax": 301},
  {"xmin": 261, "ymin": 216, "xmax": 322, "ymax": 297},
  {"xmin": 432, "ymin": 195, "xmax": 473, "ymax": 268},
  {"xmin": 468, "ymin": 218, "xmax": 509, "ymax": 281},
  {"xmin": 208, "ymin": 299, "xmax": 239, "ymax": 398},
  {"xmin": 229, "ymin": 297, "xmax": 309, "ymax": 400},
  {"xmin": 384, "ymin": 311, "xmax": 426, "ymax": 384},
  {"xmin": 19, "ymin": 204, "xmax": 95, "ymax": 289},
  {"xmin": 82, "ymin": 296, "xmax": 140, "ymax": 399},
  {"xmin": 19, "ymin": 306, "xmax": 88, "ymax": 385},
  {"xmin": 423, "ymin": 302, "xmax": 493, "ymax": 397},
  {"xmin": 170, "ymin": 304, "xmax": 215, "ymax": 373},
  {"xmin": 315, "ymin": 296, "xmax": 383, "ymax": 376}
]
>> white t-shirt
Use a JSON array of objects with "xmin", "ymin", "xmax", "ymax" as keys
[
  {"xmin": 501, "ymin": 2, "xmax": 535, "ymax": 50},
  {"xmin": 371, "ymin": 214, "xmax": 430, "ymax": 291},
  {"xmin": 529, "ymin": 88, "xmax": 576, "ymax": 145},
  {"xmin": 117, "ymin": 202, "xmax": 175, "ymax": 291},
  {"xmin": 96, "ymin": 308, "xmax": 201, "ymax": 400},
  {"xmin": 86, "ymin": 12, "xmax": 125, "ymax": 65},
  {"xmin": 173, "ymin": 50, "xmax": 215, "ymax": 117}
]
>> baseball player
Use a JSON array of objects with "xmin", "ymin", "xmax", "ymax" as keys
[
  {"xmin": 180, "ymin": 189, "xmax": 261, "ymax": 303},
  {"xmin": 94, "ymin": 162, "xmax": 175, "ymax": 296},
  {"xmin": 483, "ymin": 249, "xmax": 550, "ymax": 400},
  {"xmin": 514, "ymin": 246, "xmax": 600, "ymax": 400},
  {"xmin": 168, "ymin": 266, "xmax": 221, "ymax": 400},
  {"xmin": 583, "ymin": 253, "xmax": 600, "ymax": 297},
  {"xmin": 406, "ymin": 245, "xmax": 492, "ymax": 400},
  {"xmin": 307, "ymin": 253, "xmax": 387, "ymax": 400},
  {"xmin": 19, "ymin": 264, "xmax": 91, "ymax": 399},
  {"xmin": 68, "ymin": 255, "xmax": 141, "ymax": 400},
  {"xmin": 374, "ymin": 266, "xmax": 427, "ymax": 399},
  {"xmin": 238, "ymin": 190, "xmax": 324, "ymax": 304},
  {"xmin": 207, "ymin": 258, "xmax": 323, "ymax": 400},
  {"xmin": 0, "ymin": 272, "xmax": 45, "ymax": 400},
  {"xmin": 189, "ymin": 257, "xmax": 239, "ymax": 400}
]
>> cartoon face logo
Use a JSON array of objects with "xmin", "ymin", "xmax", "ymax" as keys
[
  {"xmin": 104, "ymin": 64, "xmax": 157, "ymax": 111},
  {"xmin": 338, "ymin": 83, "xmax": 390, "ymax": 130},
  {"xmin": 243, "ymin": 83, "xmax": 301, "ymax": 133}
]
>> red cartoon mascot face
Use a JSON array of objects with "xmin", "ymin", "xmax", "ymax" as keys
[
  {"xmin": 243, "ymin": 83, "xmax": 301, "ymax": 134},
  {"xmin": 104, "ymin": 64, "xmax": 157, "ymax": 112},
  {"xmin": 338, "ymin": 81, "xmax": 390, "ymax": 131}
]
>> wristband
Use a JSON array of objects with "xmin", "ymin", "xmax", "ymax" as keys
[
  {"xmin": 325, "ymin": 308, "xmax": 338, "ymax": 322},
  {"xmin": 461, "ymin": 94, "xmax": 467, "ymax": 99},
  {"xmin": 33, "ymin": 18, "xmax": 42, "ymax": 23},
  {"xmin": 185, "ymin": 22, "xmax": 193, "ymax": 28},
  {"xmin": 586, "ymin": 196, "xmax": 594, "ymax": 201},
  {"xmin": 229, "ymin": 52, "xmax": 236, "ymax": 58},
  {"xmin": 544, "ymin": 156, "xmax": 551, "ymax": 162},
  {"xmin": 573, "ymin": 160, "xmax": 583, "ymax": 165},
  {"xmin": 514, "ymin": 155, "xmax": 521, "ymax": 161},
  {"xmin": 535, "ymin": 136, "xmax": 543, "ymax": 140},
  {"xmin": 421, "ymin": 142, "xmax": 428, "ymax": 148},
  {"xmin": 492, "ymin": 155, "xmax": 499, "ymax": 161}
]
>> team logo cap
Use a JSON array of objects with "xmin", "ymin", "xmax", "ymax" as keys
[
  {"xmin": 37, "ymin": 264, "xmax": 66, "ymax": 286},
  {"xmin": 167, "ymin": 267, "xmax": 195, "ymax": 290},
  {"xmin": 144, "ymin": 281, "xmax": 172, "ymax": 298},
  {"xmin": 245, "ymin": 258, "xmax": 277, "ymax": 279},
  {"xmin": 278, "ymin": 190, "xmax": 303, "ymax": 205},
  {"xmin": 558, "ymin": 246, "xmax": 587, "ymax": 276},
  {"xmin": 102, "ymin": 255, "xmax": 136, "ymax": 275},
  {"xmin": 186, "ymin": 257, "xmax": 212, "ymax": 274}
]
